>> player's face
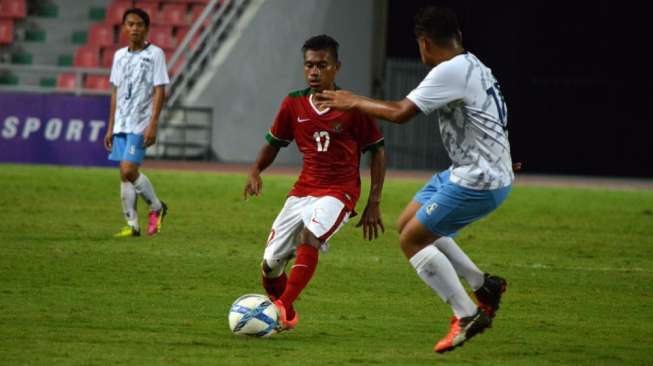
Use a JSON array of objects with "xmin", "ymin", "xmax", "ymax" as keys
[
  {"xmin": 123, "ymin": 13, "xmax": 148, "ymax": 46},
  {"xmin": 303, "ymin": 49, "xmax": 340, "ymax": 92}
]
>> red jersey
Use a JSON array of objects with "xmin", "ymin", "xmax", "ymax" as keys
[{"xmin": 265, "ymin": 88, "xmax": 384, "ymax": 211}]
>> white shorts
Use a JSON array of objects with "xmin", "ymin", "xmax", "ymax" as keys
[{"xmin": 263, "ymin": 196, "xmax": 350, "ymax": 263}]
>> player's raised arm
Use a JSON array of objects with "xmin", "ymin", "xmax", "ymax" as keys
[
  {"xmin": 244, "ymin": 143, "xmax": 280, "ymax": 199},
  {"xmin": 356, "ymin": 145, "xmax": 386, "ymax": 240},
  {"xmin": 315, "ymin": 90, "xmax": 420, "ymax": 124}
]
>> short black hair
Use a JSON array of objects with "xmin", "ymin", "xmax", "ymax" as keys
[
  {"xmin": 302, "ymin": 34, "xmax": 339, "ymax": 61},
  {"xmin": 122, "ymin": 8, "xmax": 150, "ymax": 28},
  {"xmin": 414, "ymin": 6, "xmax": 461, "ymax": 46}
]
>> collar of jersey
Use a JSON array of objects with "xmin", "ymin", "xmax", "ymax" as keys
[
  {"xmin": 304, "ymin": 85, "xmax": 341, "ymax": 116},
  {"xmin": 128, "ymin": 43, "xmax": 151, "ymax": 53}
]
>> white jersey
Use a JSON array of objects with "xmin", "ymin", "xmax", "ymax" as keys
[
  {"xmin": 110, "ymin": 44, "xmax": 169, "ymax": 135},
  {"xmin": 407, "ymin": 52, "xmax": 514, "ymax": 190}
]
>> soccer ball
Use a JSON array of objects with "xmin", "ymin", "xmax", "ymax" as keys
[{"xmin": 228, "ymin": 294, "xmax": 278, "ymax": 337}]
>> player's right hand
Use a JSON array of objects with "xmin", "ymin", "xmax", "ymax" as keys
[
  {"xmin": 103, "ymin": 132, "xmax": 113, "ymax": 151},
  {"xmin": 244, "ymin": 173, "xmax": 262, "ymax": 200}
]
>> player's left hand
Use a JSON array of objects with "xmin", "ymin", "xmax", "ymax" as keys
[
  {"xmin": 314, "ymin": 90, "xmax": 357, "ymax": 111},
  {"xmin": 356, "ymin": 201, "xmax": 385, "ymax": 241},
  {"xmin": 143, "ymin": 127, "xmax": 157, "ymax": 147}
]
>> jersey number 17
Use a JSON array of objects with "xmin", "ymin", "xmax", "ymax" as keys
[{"xmin": 486, "ymin": 82, "xmax": 507, "ymax": 130}]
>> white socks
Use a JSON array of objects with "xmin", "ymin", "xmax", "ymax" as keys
[
  {"xmin": 409, "ymin": 245, "xmax": 478, "ymax": 318},
  {"xmin": 133, "ymin": 173, "xmax": 162, "ymax": 211},
  {"xmin": 434, "ymin": 237, "xmax": 485, "ymax": 291},
  {"xmin": 120, "ymin": 181, "xmax": 139, "ymax": 230}
]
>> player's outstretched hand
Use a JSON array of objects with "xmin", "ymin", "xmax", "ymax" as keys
[
  {"xmin": 314, "ymin": 90, "xmax": 357, "ymax": 111},
  {"xmin": 143, "ymin": 127, "xmax": 157, "ymax": 147},
  {"xmin": 356, "ymin": 201, "xmax": 385, "ymax": 241},
  {"xmin": 244, "ymin": 173, "xmax": 262, "ymax": 200},
  {"xmin": 103, "ymin": 131, "xmax": 113, "ymax": 151}
]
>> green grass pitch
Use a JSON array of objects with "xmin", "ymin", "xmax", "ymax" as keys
[{"xmin": 1, "ymin": 164, "xmax": 652, "ymax": 365}]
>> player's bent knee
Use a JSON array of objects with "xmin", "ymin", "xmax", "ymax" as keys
[
  {"xmin": 120, "ymin": 167, "xmax": 139, "ymax": 182},
  {"xmin": 261, "ymin": 258, "xmax": 286, "ymax": 278},
  {"xmin": 397, "ymin": 202, "xmax": 421, "ymax": 234},
  {"xmin": 398, "ymin": 220, "xmax": 437, "ymax": 259}
]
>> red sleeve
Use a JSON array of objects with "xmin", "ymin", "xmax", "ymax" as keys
[
  {"xmin": 266, "ymin": 97, "xmax": 294, "ymax": 148},
  {"xmin": 355, "ymin": 111, "xmax": 384, "ymax": 152}
]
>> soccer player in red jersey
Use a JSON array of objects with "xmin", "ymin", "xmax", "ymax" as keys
[{"xmin": 243, "ymin": 35, "xmax": 386, "ymax": 331}]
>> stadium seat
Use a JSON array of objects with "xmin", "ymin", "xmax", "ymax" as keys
[
  {"xmin": 190, "ymin": 4, "xmax": 211, "ymax": 28},
  {"xmin": 118, "ymin": 29, "xmax": 128, "ymax": 46},
  {"xmin": 134, "ymin": 1, "xmax": 160, "ymax": 24},
  {"xmin": 161, "ymin": 3, "xmax": 188, "ymax": 26},
  {"xmin": 190, "ymin": 4, "xmax": 205, "ymax": 21},
  {"xmin": 101, "ymin": 46, "xmax": 118, "ymax": 68},
  {"xmin": 148, "ymin": 25, "xmax": 174, "ymax": 50},
  {"xmin": 57, "ymin": 73, "xmax": 77, "ymax": 90},
  {"xmin": 85, "ymin": 75, "xmax": 111, "ymax": 91},
  {"xmin": 106, "ymin": 0, "xmax": 131, "ymax": 25},
  {"xmin": 74, "ymin": 46, "xmax": 100, "ymax": 68},
  {"xmin": 88, "ymin": 23, "xmax": 115, "ymax": 48},
  {"xmin": 0, "ymin": 19, "xmax": 13, "ymax": 44},
  {"xmin": 0, "ymin": 0, "xmax": 26, "ymax": 19}
]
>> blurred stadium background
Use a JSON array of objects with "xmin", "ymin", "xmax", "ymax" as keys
[{"xmin": 1, "ymin": 0, "xmax": 651, "ymax": 179}]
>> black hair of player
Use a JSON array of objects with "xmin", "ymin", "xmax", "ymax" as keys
[
  {"xmin": 302, "ymin": 34, "xmax": 339, "ymax": 61},
  {"xmin": 122, "ymin": 8, "xmax": 150, "ymax": 28},
  {"xmin": 414, "ymin": 5, "xmax": 461, "ymax": 47}
]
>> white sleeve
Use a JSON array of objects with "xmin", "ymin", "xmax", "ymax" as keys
[
  {"xmin": 109, "ymin": 50, "xmax": 121, "ymax": 86},
  {"xmin": 406, "ymin": 61, "xmax": 466, "ymax": 115},
  {"xmin": 152, "ymin": 48, "xmax": 170, "ymax": 86}
]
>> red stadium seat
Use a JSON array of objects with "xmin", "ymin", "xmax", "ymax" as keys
[
  {"xmin": 101, "ymin": 46, "xmax": 118, "ymax": 68},
  {"xmin": 118, "ymin": 29, "xmax": 128, "ymax": 46},
  {"xmin": 0, "ymin": 0, "xmax": 26, "ymax": 19},
  {"xmin": 57, "ymin": 73, "xmax": 77, "ymax": 90},
  {"xmin": 74, "ymin": 46, "xmax": 100, "ymax": 68},
  {"xmin": 161, "ymin": 3, "xmax": 188, "ymax": 26},
  {"xmin": 106, "ymin": 0, "xmax": 131, "ymax": 25},
  {"xmin": 0, "ymin": 19, "xmax": 13, "ymax": 44},
  {"xmin": 190, "ymin": 4, "xmax": 211, "ymax": 28},
  {"xmin": 85, "ymin": 75, "xmax": 111, "ymax": 91},
  {"xmin": 190, "ymin": 4, "xmax": 205, "ymax": 21},
  {"xmin": 148, "ymin": 25, "xmax": 174, "ymax": 50},
  {"xmin": 88, "ymin": 23, "xmax": 115, "ymax": 48},
  {"xmin": 134, "ymin": 1, "xmax": 160, "ymax": 24}
]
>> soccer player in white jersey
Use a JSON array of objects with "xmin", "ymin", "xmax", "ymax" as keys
[
  {"xmin": 317, "ymin": 6, "xmax": 514, "ymax": 353},
  {"xmin": 103, "ymin": 8, "xmax": 169, "ymax": 237}
]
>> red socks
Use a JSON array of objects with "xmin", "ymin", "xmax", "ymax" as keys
[
  {"xmin": 262, "ymin": 272, "xmax": 287, "ymax": 300},
  {"xmin": 278, "ymin": 244, "xmax": 319, "ymax": 315}
]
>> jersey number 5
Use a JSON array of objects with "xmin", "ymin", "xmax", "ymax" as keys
[
  {"xmin": 486, "ymin": 82, "xmax": 507, "ymax": 129},
  {"xmin": 313, "ymin": 131, "xmax": 330, "ymax": 152}
]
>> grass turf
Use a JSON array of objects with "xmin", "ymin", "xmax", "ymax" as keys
[{"xmin": 1, "ymin": 164, "xmax": 652, "ymax": 365}]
